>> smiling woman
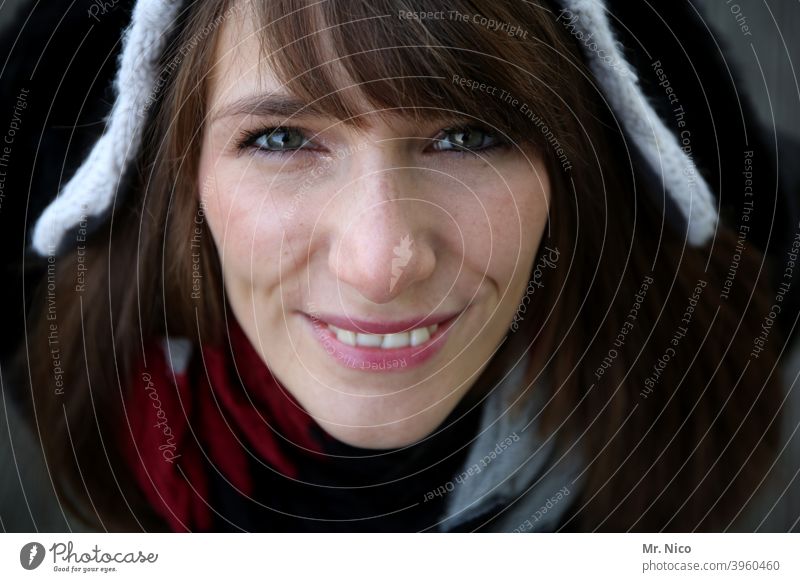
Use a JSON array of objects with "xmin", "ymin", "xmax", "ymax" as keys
[
  {"xmin": 198, "ymin": 8, "xmax": 551, "ymax": 450},
  {"xmin": 15, "ymin": 0, "xmax": 791, "ymax": 534}
]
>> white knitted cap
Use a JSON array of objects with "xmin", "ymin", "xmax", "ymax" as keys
[
  {"xmin": 31, "ymin": 0, "xmax": 182, "ymax": 256},
  {"xmin": 556, "ymin": 0, "xmax": 717, "ymax": 246},
  {"xmin": 30, "ymin": 0, "xmax": 718, "ymax": 256}
]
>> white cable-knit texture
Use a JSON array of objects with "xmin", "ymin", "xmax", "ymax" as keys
[
  {"xmin": 31, "ymin": 0, "xmax": 182, "ymax": 256},
  {"xmin": 31, "ymin": 0, "xmax": 718, "ymax": 255},
  {"xmin": 559, "ymin": 0, "xmax": 718, "ymax": 246}
]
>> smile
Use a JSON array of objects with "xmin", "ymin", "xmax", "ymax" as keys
[
  {"xmin": 303, "ymin": 310, "xmax": 463, "ymax": 372},
  {"xmin": 326, "ymin": 322, "xmax": 439, "ymax": 349}
]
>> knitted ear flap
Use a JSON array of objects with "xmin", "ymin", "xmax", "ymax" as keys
[
  {"xmin": 30, "ymin": 0, "xmax": 718, "ymax": 256},
  {"xmin": 31, "ymin": 0, "xmax": 183, "ymax": 256},
  {"xmin": 554, "ymin": 0, "xmax": 718, "ymax": 246}
]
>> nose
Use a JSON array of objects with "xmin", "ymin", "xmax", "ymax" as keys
[{"xmin": 329, "ymin": 169, "xmax": 437, "ymax": 304}]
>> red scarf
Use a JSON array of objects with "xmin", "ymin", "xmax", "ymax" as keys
[{"xmin": 119, "ymin": 318, "xmax": 327, "ymax": 531}]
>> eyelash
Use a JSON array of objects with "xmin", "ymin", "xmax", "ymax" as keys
[{"xmin": 234, "ymin": 125, "xmax": 509, "ymax": 158}]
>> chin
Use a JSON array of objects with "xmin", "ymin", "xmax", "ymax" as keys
[{"xmin": 312, "ymin": 392, "xmax": 465, "ymax": 449}]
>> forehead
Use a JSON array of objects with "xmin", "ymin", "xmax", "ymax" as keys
[
  {"xmin": 201, "ymin": 0, "xmax": 553, "ymax": 145},
  {"xmin": 207, "ymin": 3, "xmax": 372, "ymax": 118},
  {"xmin": 209, "ymin": 6, "xmax": 281, "ymax": 104}
]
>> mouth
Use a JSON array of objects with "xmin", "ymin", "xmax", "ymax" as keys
[{"xmin": 302, "ymin": 310, "xmax": 463, "ymax": 372}]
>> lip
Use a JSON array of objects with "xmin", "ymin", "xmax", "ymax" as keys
[{"xmin": 302, "ymin": 310, "xmax": 463, "ymax": 372}]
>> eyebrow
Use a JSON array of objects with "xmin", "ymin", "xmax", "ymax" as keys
[
  {"xmin": 210, "ymin": 93, "xmax": 332, "ymax": 123},
  {"xmin": 208, "ymin": 93, "xmax": 465, "ymax": 132}
]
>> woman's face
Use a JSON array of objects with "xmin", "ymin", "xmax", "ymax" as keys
[{"xmin": 197, "ymin": 12, "xmax": 551, "ymax": 448}]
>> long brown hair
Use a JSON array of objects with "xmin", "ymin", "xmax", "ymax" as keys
[{"xmin": 17, "ymin": 0, "xmax": 784, "ymax": 531}]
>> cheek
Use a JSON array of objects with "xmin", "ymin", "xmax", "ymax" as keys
[
  {"xmin": 457, "ymin": 167, "xmax": 550, "ymax": 288},
  {"xmin": 199, "ymin": 164, "xmax": 290, "ymax": 289}
]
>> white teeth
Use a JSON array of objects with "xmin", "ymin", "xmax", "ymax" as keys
[
  {"xmin": 381, "ymin": 332, "xmax": 410, "ymax": 349},
  {"xmin": 409, "ymin": 327, "xmax": 431, "ymax": 347},
  {"xmin": 335, "ymin": 329, "xmax": 357, "ymax": 346},
  {"xmin": 327, "ymin": 323, "xmax": 439, "ymax": 349},
  {"xmin": 355, "ymin": 333, "xmax": 383, "ymax": 347}
]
